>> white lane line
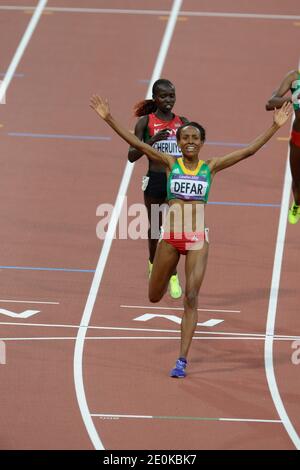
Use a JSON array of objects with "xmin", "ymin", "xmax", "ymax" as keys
[
  {"xmin": 120, "ymin": 304, "xmax": 240, "ymax": 313},
  {"xmin": 265, "ymin": 59, "xmax": 300, "ymax": 450},
  {"xmin": 0, "ymin": 299, "xmax": 59, "ymax": 305},
  {"xmin": 0, "ymin": 0, "xmax": 47, "ymax": 103},
  {"xmin": 91, "ymin": 413, "xmax": 282, "ymax": 424},
  {"xmin": 94, "ymin": 414, "xmax": 153, "ymax": 419},
  {"xmin": 73, "ymin": 0, "xmax": 183, "ymax": 451},
  {"xmin": 1, "ymin": 6, "xmax": 300, "ymax": 21},
  {"xmin": 1, "ymin": 336, "xmax": 298, "ymax": 342},
  {"xmin": 182, "ymin": 11, "xmax": 300, "ymax": 20},
  {"xmin": 221, "ymin": 418, "xmax": 282, "ymax": 423},
  {"xmin": 0, "ymin": 321, "xmax": 183, "ymax": 332},
  {"xmin": 1, "ymin": 322, "xmax": 299, "ymax": 340},
  {"xmin": 0, "ymin": 6, "xmax": 170, "ymax": 14}
]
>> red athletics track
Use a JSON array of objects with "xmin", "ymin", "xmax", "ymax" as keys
[{"xmin": 0, "ymin": 0, "xmax": 299, "ymax": 450}]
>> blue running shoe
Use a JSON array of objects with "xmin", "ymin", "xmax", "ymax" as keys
[{"xmin": 170, "ymin": 358, "xmax": 187, "ymax": 378}]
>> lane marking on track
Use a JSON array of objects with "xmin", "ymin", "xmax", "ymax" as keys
[
  {"xmin": 179, "ymin": 11, "xmax": 300, "ymax": 20},
  {"xmin": 74, "ymin": 0, "xmax": 183, "ymax": 451},
  {"xmin": 1, "ymin": 6, "xmax": 300, "ymax": 21},
  {"xmin": 91, "ymin": 413, "xmax": 282, "ymax": 424},
  {"xmin": 208, "ymin": 201, "xmax": 280, "ymax": 207},
  {"xmin": 2, "ymin": 335, "xmax": 300, "ymax": 342},
  {"xmin": 8, "ymin": 132, "xmax": 111, "ymax": 141},
  {"xmin": 206, "ymin": 140, "xmax": 247, "ymax": 147},
  {"xmin": 0, "ymin": 308, "xmax": 40, "ymax": 319},
  {"xmin": 0, "ymin": 0, "xmax": 48, "ymax": 104},
  {"xmin": 0, "ymin": 299, "xmax": 59, "ymax": 305},
  {"xmin": 133, "ymin": 313, "xmax": 223, "ymax": 327},
  {"xmin": 8, "ymin": 133, "xmax": 247, "ymax": 147},
  {"xmin": 264, "ymin": 57, "xmax": 300, "ymax": 450},
  {"xmin": 120, "ymin": 304, "xmax": 240, "ymax": 313},
  {"xmin": 0, "ymin": 265, "xmax": 95, "ymax": 272},
  {"xmin": 1, "ymin": 321, "xmax": 300, "ymax": 340},
  {"xmin": 24, "ymin": 9, "xmax": 52, "ymax": 15},
  {"xmin": 0, "ymin": 72, "xmax": 24, "ymax": 78},
  {"xmin": 159, "ymin": 16, "xmax": 188, "ymax": 21}
]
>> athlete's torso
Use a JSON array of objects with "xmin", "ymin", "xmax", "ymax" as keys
[
  {"xmin": 144, "ymin": 113, "xmax": 185, "ymax": 172},
  {"xmin": 167, "ymin": 157, "xmax": 212, "ymax": 203}
]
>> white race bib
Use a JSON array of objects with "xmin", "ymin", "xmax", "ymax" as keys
[
  {"xmin": 153, "ymin": 139, "xmax": 182, "ymax": 157},
  {"xmin": 170, "ymin": 176, "xmax": 208, "ymax": 200}
]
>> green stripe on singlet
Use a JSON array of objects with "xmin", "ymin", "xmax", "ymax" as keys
[{"xmin": 291, "ymin": 71, "xmax": 300, "ymax": 110}]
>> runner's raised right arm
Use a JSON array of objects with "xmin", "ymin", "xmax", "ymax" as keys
[{"xmin": 90, "ymin": 94, "xmax": 174, "ymax": 169}]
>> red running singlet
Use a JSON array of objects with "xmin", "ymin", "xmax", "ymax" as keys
[{"xmin": 146, "ymin": 113, "xmax": 184, "ymax": 157}]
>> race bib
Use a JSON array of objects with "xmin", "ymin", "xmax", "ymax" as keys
[
  {"xmin": 170, "ymin": 174, "xmax": 208, "ymax": 200},
  {"xmin": 153, "ymin": 139, "xmax": 182, "ymax": 157}
]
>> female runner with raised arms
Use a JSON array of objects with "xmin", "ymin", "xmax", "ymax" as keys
[{"xmin": 91, "ymin": 94, "xmax": 292, "ymax": 378}]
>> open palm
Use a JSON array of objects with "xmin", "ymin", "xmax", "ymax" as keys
[
  {"xmin": 90, "ymin": 95, "xmax": 110, "ymax": 120},
  {"xmin": 274, "ymin": 101, "xmax": 293, "ymax": 127}
]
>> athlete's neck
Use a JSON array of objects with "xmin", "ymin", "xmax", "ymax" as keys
[
  {"xmin": 155, "ymin": 110, "xmax": 174, "ymax": 121},
  {"xmin": 182, "ymin": 156, "xmax": 199, "ymax": 169}
]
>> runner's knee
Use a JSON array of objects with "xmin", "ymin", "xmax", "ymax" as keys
[
  {"xmin": 149, "ymin": 290, "xmax": 163, "ymax": 303},
  {"xmin": 184, "ymin": 290, "xmax": 198, "ymax": 310},
  {"xmin": 148, "ymin": 281, "xmax": 166, "ymax": 303}
]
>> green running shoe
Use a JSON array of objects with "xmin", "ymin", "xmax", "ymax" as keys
[
  {"xmin": 169, "ymin": 274, "xmax": 182, "ymax": 299},
  {"xmin": 288, "ymin": 202, "xmax": 300, "ymax": 224}
]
